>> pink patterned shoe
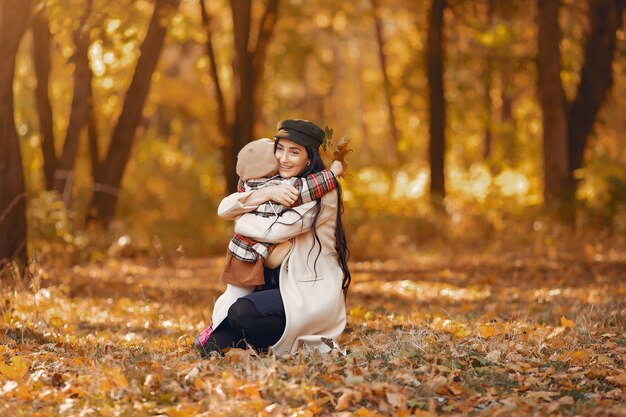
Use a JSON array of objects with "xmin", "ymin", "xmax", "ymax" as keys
[{"xmin": 194, "ymin": 324, "xmax": 214, "ymax": 357}]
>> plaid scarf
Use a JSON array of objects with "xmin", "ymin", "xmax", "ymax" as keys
[{"xmin": 228, "ymin": 169, "xmax": 337, "ymax": 262}]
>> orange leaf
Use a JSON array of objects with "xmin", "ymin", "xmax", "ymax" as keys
[
  {"xmin": 477, "ymin": 324, "xmax": 497, "ymax": 338},
  {"xmin": 570, "ymin": 350, "xmax": 589, "ymax": 363},
  {"xmin": 333, "ymin": 136, "xmax": 353, "ymax": 162},
  {"xmin": 335, "ymin": 391, "xmax": 351, "ymax": 411},
  {"xmin": 239, "ymin": 383, "xmax": 261, "ymax": 399},
  {"xmin": 560, "ymin": 316, "xmax": 575, "ymax": 328},
  {"xmin": 306, "ymin": 400, "xmax": 321, "ymax": 415}
]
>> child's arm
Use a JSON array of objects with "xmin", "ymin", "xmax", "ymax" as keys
[{"xmin": 291, "ymin": 163, "xmax": 341, "ymax": 206}]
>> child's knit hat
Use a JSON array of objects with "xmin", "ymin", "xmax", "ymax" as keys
[{"xmin": 236, "ymin": 138, "xmax": 279, "ymax": 182}]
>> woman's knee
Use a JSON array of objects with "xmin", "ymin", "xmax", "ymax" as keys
[{"xmin": 227, "ymin": 299, "xmax": 258, "ymax": 331}]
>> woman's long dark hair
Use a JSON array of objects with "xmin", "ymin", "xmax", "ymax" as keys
[{"xmin": 275, "ymin": 139, "xmax": 352, "ymax": 298}]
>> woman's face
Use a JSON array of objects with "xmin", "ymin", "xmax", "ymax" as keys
[{"xmin": 275, "ymin": 138, "xmax": 310, "ymax": 178}]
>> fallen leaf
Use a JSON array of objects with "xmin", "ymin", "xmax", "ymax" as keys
[
  {"xmin": 606, "ymin": 373, "xmax": 626, "ymax": 386},
  {"xmin": 526, "ymin": 391, "xmax": 559, "ymax": 402},
  {"xmin": 560, "ymin": 316, "xmax": 575, "ymax": 328},
  {"xmin": 477, "ymin": 324, "xmax": 497, "ymax": 338},
  {"xmin": 485, "ymin": 350, "xmax": 501, "ymax": 363},
  {"xmin": 0, "ymin": 356, "xmax": 28, "ymax": 380},
  {"xmin": 335, "ymin": 391, "xmax": 351, "ymax": 411},
  {"xmin": 385, "ymin": 391, "xmax": 406, "ymax": 408},
  {"xmin": 604, "ymin": 388, "xmax": 623, "ymax": 400},
  {"xmin": 546, "ymin": 400, "xmax": 561, "ymax": 414}
]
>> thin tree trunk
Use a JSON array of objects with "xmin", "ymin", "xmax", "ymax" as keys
[
  {"xmin": 199, "ymin": 0, "xmax": 278, "ymax": 193},
  {"xmin": 31, "ymin": 10, "xmax": 57, "ymax": 190},
  {"xmin": 567, "ymin": 0, "xmax": 623, "ymax": 184},
  {"xmin": 536, "ymin": 0, "xmax": 570, "ymax": 210},
  {"xmin": 0, "ymin": 0, "xmax": 32, "ymax": 266},
  {"xmin": 87, "ymin": 80, "xmax": 102, "ymax": 181},
  {"xmin": 371, "ymin": 0, "xmax": 401, "ymax": 164},
  {"xmin": 483, "ymin": 0, "xmax": 494, "ymax": 161},
  {"xmin": 356, "ymin": 40, "xmax": 376, "ymax": 164},
  {"xmin": 53, "ymin": 0, "xmax": 93, "ymax": 205},
  {"xmin": 501, "ymin": 59, "xmax": 516, "ymax": 164},
  {"xmin": 252, "ymin": 0, "xmax": 279, "ymax": 95},
  {"xmin": 87, "ymin": 0, "xmax": 180, "ymax": 228},
  {"xmin": 202, "ymin": 0, "xmax": 279, "ymax": 194},
  {"xmin": 198, "ymin": 0, "xmax": 229, "ymax": 143},
  {"xmin": 231, "ymin": 0, "xmax": 255, "ymax": 193},
  {"xmin": 251, "ymin": 0, "xmax": 279, "ymax": 133},
  {"xmin": 426, "ymin": 0, "xmax": 446, "ymax": 205},
  {"xmin": 199, "ymin": 0, "xmax": 234, "ymax": 193}
]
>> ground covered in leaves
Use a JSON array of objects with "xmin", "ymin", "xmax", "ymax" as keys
[{"xmin": 1, "ymin": 234, "xmax": 625, "ymax": 416}]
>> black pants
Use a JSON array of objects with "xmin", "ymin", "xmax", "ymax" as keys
[
  {"xmin": 203, "ymin": 266, "xmax": 285, "ymax": 354},
  {"xmin": 203, "ymin": 298, "xmax": 286, "ymax": 353}
]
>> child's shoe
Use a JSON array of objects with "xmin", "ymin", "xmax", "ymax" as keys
[{"xmin": 194, "ymin": 324, "xmax": 214, "ymax": 358}]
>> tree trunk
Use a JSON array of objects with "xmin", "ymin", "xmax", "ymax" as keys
[
  {"xmin": 0, "ymin": 0, "xmax": 32, "ymax": 266},
  {"xmin": 567, "ymin": 0, "xmax": 623, "ymax": 185},
  {"xmin": 87, "ymin": 0, "xmax": 180, "ymax": 228},
  {"xmin": 500, "ymin": 59, "xmax": 516, "ymax": 164},
  {"xmin": 482, "ymin": 0, "xmax": 494, "ymax": 161},
  {"xmin": 251, "ymin": 0, "xmax": 279, "ymax": 105},
  {"xmin": 54, "ymin": 1, "xmax": 93, "ymax": 205},
  {"xmin": 536, "ymin": 0, "xmax": 622, "ymax": 220},
  {"xmin": 371, "ymin": 0, "xmax": 401, "ymax": 165},
  {"xmin": 87, "ymin": 80, "xmax": 102, "ymax": 181},
  {"xmin": 31, "ymin": 11, "xmax": 57, "ymax": 190},
  {"xmin": 202, "ymin": 0, "xmax": 279, "ymax": 194},
  {"xmin": 426, "ymin": 0, "xmax": 446, "ymax": 205},
  {"xmin": 199, "ymin": 0, "xmax": 231, "ymax": 154},
  {"xmin": 231, "ymin": 0, "xmax": 256, "ymax": 194},
  {"xmin": 356, "ymin": 40, "xmax": 376, "ymax": 164},
  {"xmin": 536, "ymin": 0, "xmax": 570, "ymax": 210}
]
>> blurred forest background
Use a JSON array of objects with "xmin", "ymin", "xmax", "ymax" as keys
[
  {"xmin": 1, "ymin": 0, "xmax": 625, "ymax": 266},
  {"xmin": 1, "ymin": 2, "xmax": 625, "ymax": 415}
]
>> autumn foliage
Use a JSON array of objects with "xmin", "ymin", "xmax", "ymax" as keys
[
  {"xmin": 1, "ymin": 233, "xmax": 625, "ymax": 416},
  {"xmin": 1, "ymin": 0, "xmax": 625, "ymax": 414}
]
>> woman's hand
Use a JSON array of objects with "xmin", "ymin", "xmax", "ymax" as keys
[
  {"xmin": 244, "ymin": 183, "xmax": 300, "ymax": 206},
  {"xmin": 266, "ymin": 183, "xmax": 300, "ymax": 206},
  {"xmin": 330, "ymin": 160, "xmax": 343, "ymax": 177}
]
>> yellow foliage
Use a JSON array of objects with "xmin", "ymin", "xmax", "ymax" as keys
[{"xmin": 429, "ymin": 317, "xmax": 470, "ymax": 338}]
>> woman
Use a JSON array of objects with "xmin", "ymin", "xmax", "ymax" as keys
[{"xmin": 195, "ymin": 119, "xmax": 351, "ymax": 355}]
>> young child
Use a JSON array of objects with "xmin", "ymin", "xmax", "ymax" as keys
[{"xmin": 220, "ymin": 137, "xmax": 343, "ymax": 288}]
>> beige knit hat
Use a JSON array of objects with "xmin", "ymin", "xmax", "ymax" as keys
[{"xmin": 236, "ymin": 138, "xmax": 279, "ymax": 182}]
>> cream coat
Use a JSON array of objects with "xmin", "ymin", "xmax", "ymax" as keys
[{"xmin": 211, "ymin": 189, "xmax": 346, "ymax": 355}]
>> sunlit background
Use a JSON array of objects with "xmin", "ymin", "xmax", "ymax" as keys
[{"xmin": 9, "ymin": 0, "xmax": 626, "ymax": 262}]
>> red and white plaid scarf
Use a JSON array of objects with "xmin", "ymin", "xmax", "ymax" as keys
[{"xmin": 228, "ymin": 170, "xmax": 337, "ymax": 262}]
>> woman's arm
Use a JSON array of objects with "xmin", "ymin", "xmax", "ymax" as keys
[
  {"xmin": 234, "ymin": 191, "xmax": 338, "ymax": 243},
  {"xmin": 218, "ymin": 183, "xmax": 300, "ymax": 220}
]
